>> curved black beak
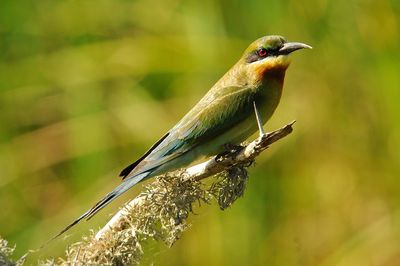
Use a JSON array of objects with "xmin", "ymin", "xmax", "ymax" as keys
[{"xmin": 279, "ymin": 42, "xmax": 312, "ymax": 55}]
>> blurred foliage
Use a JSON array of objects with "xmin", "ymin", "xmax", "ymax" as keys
[{"xmin": 0, "ymin": 0, "xmax": 399, "ymax": 265}]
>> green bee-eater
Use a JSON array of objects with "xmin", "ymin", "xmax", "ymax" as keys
[{"xmin": 58, "ymin": 35, "xmax": 311, "ymax": 236}]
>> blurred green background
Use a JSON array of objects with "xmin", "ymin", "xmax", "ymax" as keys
[{"xmin": 1, "ymin": 0, "xmax": 399, "ymax": 265}]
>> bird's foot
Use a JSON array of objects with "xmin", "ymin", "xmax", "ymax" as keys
[{"xmin": 215, "ymin": 143, "xmax": 245, "ymax": 162}]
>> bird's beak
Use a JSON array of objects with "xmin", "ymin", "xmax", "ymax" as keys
[{"xmin": 278, "ymin": 42, "xmax": 312, "ymax": 55}]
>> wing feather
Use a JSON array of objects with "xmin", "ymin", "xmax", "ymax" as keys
[
  {"xmin": 122, "ymin": 86, "xmax": 256, "ymax": 178},
  {"xmin": 120, "ymin": 132, "xmax": 170, "ymax": 179}
]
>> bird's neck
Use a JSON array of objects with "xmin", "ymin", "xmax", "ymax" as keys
[
  {"xmin": 252, "ymin": 68, "xmax": 286, "ymax": 125},
  {"xmin": 221, "ymin": 59, "xmax": 289, "ymax": 88},
  {"xmin": 250, "ymin": 58, "xmax": 289, "ymax": 87},
  {"xmin": 261, "ymin": 68, "xmax": 286, "ymax": 86}
]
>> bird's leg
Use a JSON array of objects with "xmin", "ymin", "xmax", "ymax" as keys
[{"xmin": 253, "ymin": 101, "xmax": 266, "ymax": 137}]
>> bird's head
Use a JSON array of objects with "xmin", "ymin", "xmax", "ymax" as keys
[{"xmin": 240, "ymin": 35, "xmax": 311, "ymax": 82}]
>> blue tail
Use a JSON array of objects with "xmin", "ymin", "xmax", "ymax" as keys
[{"xmin": 53, "ymin": 172, "xmax": 150, "ymax": 239}]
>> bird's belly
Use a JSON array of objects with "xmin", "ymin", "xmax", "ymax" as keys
[{"xmin": 199, "ymin": 109, "xmax": 265, "ymax": 154}]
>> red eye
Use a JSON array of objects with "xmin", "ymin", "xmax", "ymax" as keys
[{"xmin": 257, "ymin": 48, "xmax": 268, "ymax": 57}]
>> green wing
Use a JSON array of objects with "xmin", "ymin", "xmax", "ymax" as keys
[{"xmin": 120, "ymin": 86, "xmax": 256, "ymax": 178}]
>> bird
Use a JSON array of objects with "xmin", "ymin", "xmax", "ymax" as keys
[{"xmin": 56, "ymin": 35, "xmax": 311, "ymax": 237}]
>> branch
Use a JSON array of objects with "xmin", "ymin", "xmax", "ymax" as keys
[{"xmin": 60, "ymin": 121, "xmax": 294, "ymax": 266}]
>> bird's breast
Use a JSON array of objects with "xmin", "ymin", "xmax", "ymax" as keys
[
  {"xmin": 252, "ymin": 69, "xmax": 285, "ymax": 122},
  {"xmin": 199, "ymin": 73, "xmax": 285, "ymax": 156}
]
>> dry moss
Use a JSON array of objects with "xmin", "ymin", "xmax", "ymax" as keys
[
  {"xmin": 0, "ymin": 237, "xmax": 15, "ymax": 266},
  {"xmin": 54, "ymin": 166, "xmax": 249, "ymax": 266}
]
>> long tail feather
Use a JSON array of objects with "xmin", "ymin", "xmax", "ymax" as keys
[{"xmin": 47, "ymin": 172, "xmax": 150, "ymax": 244}]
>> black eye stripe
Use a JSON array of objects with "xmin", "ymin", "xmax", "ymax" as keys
[
  {"xmin": 246, "ymin": 48, "xmax": 270, "ymax": 63},
  {"xmin": 246, "ymin": 52, "xmax": 260, "ymax": 63},
  {"xmin": 245, "ymin": 45, "xmax": 285, "ymax": 63},
  {"xmin": 269, "ymin": 46, "xmax": 283, "ymax": 55}
]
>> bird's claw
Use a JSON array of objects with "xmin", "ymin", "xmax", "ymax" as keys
[{"xmin": 215, "ymin": 143, "xmax": 245, "ymax": 162}]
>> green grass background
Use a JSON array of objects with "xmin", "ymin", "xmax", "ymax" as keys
[{"xmin": 1, "ymin": 0, "xmax": 399, "ymax": 265}]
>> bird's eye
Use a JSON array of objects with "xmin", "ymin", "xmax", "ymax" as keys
[{"xmin": 257, "ymin": 48, "xmax": 268, "ymax": 57}]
